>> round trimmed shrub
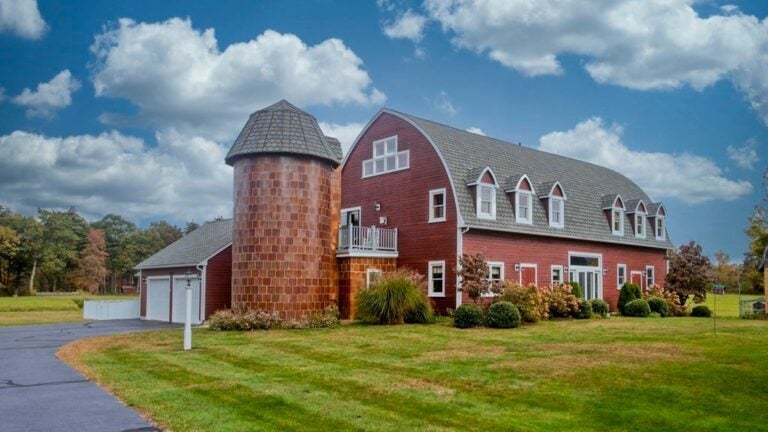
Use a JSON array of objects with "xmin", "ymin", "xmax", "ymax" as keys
[
  {"xmin": 647, "ymin": 296, "xmax": 670, "ymax": 317},
  {"xmin": 618, "ymin": 283, "xmax": 642, "ymax": 315},
  {"xmin": 575, "ymin": 299, "xmax": 593, "ymax": 319},
  {"xmin": 624, "ymin": 299, "xmax": 651, "ymax": 317},
  {"xmin": 454, "ymin": 304, "xmax": 484, "ymax": 328},
  {"xmin": 589, "ymin": 299, "xmax": 609, "ymax": 317},
  {"xmin": 569, "ymin": 281, "xmax": 583, "ymax": 299},
  {"xmin": 691, "ymin": 305, "xmax": 712, "ymax": 317},
  {"xmin": 485, "ymin": 301, "xmax": 521, "ymax": 328}
]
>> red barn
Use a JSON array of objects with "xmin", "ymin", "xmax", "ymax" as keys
[{"xmin": 341, "ymin": 109, "xmax": 672, "ymax": 312}]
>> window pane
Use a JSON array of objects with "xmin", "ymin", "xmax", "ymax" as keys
[
  {"xmin": 481, "ymin": 201, "xmax": 491, "ymax": 214},
  {"xmin": 386, "ymin": 139, "xmax": 396, "ymax": 154},
  {"xmin": 363, "ymin": 160, "xmax": 373, "ymax": 177},
  {"xmin": 570, "ymin": 255, "xmax": 599, "ymax": 267},
  {"xmin": 397, "ymin": 151, "xmax": 409, "ymax": 169},
  {"xmin": 434, "ymin": 205, "xmax": 444, "ymax": 219},
  {"xmin": 386, "ymin": 155, "xmax": 396, "ymax": 171},
  {"xmin": 433, "ymin": 193, "xmax": 444, "ymax": 206},
  {"xmin": 374, "ymin": 141, "xmax": 385, "ymax": 157},
  {"xmin": 481, "ymin": 187, "xmax": 491, "ymax": 201},
  {"xmin": 375, "ymin": 158, "xmax": 385, "ymax": 173}
]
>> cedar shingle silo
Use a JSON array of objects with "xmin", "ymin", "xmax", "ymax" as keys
[{"xmin": 225, "ymin": 100, "xmax": 342, "ymax": 319}]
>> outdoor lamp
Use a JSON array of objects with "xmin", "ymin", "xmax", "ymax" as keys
[{"xmin": 514, "ymin": 263, "xmax": 520, "ymax": 272}]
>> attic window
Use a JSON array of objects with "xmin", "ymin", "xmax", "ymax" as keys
[
  {"xmin": 545, "ymin": 182, "xmax": 566, "ymax": 229},
  {"xmin": 477, "ymin": 185, "xmax": 496, "ymax": 219},
  {"xmin": 655, "ymin": 216, "xmax": 665, "ymax": 240},
  {"xmin": 635, "ymin": 211, "xmax": 646, "ymax": 239},
  {"xmin": 513, "ymin": 175, "xmax": 535, "ymax": 225},
  {"xmin": 362, "ymin": 136, "xmax": 409, "ymax": 178},
  {"xmin": 610, "ymin": 197, "xmax": 625, "ymax": 236}
]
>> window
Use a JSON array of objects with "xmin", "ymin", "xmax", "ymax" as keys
[
  {"xmin": 428, "ymin": 261, "xmax": 445, "ymax": 297},
  {"xmin": 516, "ymin": 191, "xmax": 532, "ymax": 224},
  {"xmin": 362, "ymin": 136, "xmax": 409, "ymax": 177},
  {"xmin": 646, "ymin": 266, "xmax": 655, "ymax": 287},
  {"xmin": 635, "ymin": 213, "xmax": 646, "ymax": 239},
  {"xmin": 483, "ymin": 262, "xmax": 504, "ymax": 297},
  {"xmin": 366, "ymin": 269, "xmax": 382, "ymax": 288},
  {"xmin": 477, "ymin": 185, "xmax": 496, "ymax": 219},
  {"xmin": 429, "ymin": 189, "xmax": 446, "ymax": 223},
  {"xmin": 551, "ymin": 265, "xmax": 564, "ymax": 285},
  {"xmin": 617, "ymin": 264, "xmax": 626, "ymax": 289},
  {"xmin": 612, "ymin": 208, "xmax": 624, "ymax": 236},
  {"xmin": 549, "ymin": 197, "xmax": 564, "ymax": 228},
  {"xmin": 655, "ymin": 217, "xmax": 665, "ymax": 240}
]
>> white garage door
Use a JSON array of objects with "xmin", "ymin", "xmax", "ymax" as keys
[
  {"xmin": 172, "ymin": 276, "xmax": 201, "ymax": 324},
  {"xmin": 146, "ymin": 277, "xmax": 170, "ymax": 322}
]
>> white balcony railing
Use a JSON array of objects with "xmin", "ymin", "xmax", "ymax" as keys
[{"xmin": 338, "ymin": 225, "xmax": 398, "ymax": 253}]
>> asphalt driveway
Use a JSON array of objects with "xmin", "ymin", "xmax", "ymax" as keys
[{"xmin": 0, "ymin": 320, "xmax": 178, "ymax": 432}]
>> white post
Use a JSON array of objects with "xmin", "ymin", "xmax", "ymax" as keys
[{"xmin": 184, "ymin": 281, "xmax": 192, "ymax": 351}]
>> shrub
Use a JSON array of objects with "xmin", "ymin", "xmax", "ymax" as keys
[
  {"xmin": 644, "ymin": 285, "xmax": 685, "ymax": 316},
  {"xmin": 691, "ymin": 305, "xmax": 712, "ymax": 317},
  {"xmin": 646, "ymin": 296, "xmax": 670, "ymax": 317},
  {"xmin": 575, "ymin": 299, "xmax": 593, "ymax": 319},
  {"xmin": 497, "ymin": 281, "xmax": 548, "ymax": 323},
  {"xmin": 485, "ymin": 301, "xmax": 521, "ymax": 328},
  {"xmin": 405, "ymin": 297, "xmax": 435, "ymax": 324},
  {"xmin": 355, "ymin": 269, "xmax": 433, "ymax": 325},
  {"xmin": 454, "ymin": 304, "xmax": 484, "ymax": 328},
  {"xmin": 624, "ymin": 299, "xmax": 651, "ymax": 317},
  {"xmin": 303, "ymin": 305, "xmax": 341, "ymax": 328},
  {"xmin": 72, "ymin": 297, "xmax": 85, "ymax": 309},
  {"xmin": 618, "ymin": 283, "xmax": 642, "ymax": 314},
  {"xmin": 543, "ymin": 284, "xmax": 580, "ymax": 318},
  {"xmin": 589, "ymin": 299, "xmax": 609, "ymax": 317},
  {"xmin": 569, "ymin": 281, "xmax": 583, "ymax": 299},
  {"xmin": 741, "ymin": 310, "xmax": 766, "ymax": 320},
  {"xmin": 208, "ymin": 308, "xmax": 283, "ymax": 331}
]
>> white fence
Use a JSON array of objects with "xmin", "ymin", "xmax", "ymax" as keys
[{"xmin": 83, "ymin": 299, "xmax": 140, "ymax": 320}]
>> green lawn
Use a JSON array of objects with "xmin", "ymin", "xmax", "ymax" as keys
[
  {"xmin": 0, "ymin": 294, "xmax": 136, "ymax": 326},
  {"xmin": 686, "ymin": 293, "xmax": 764, "ymax": 318},
  {"xmin": 60, "ymin": 317, "xmax": 768, "ymax": 432}
]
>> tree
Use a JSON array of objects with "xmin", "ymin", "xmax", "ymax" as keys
[
  {"xmin": 0, "ymin": 226, "xmax": 20, "ymax": 291},
  {"xmin": 92, "ymin": 214, "xmax": 137, "ymax": 292},
  {"xmin": 665, "ymin": 241, "xmax": 712, "ymax": 305},
  {"xmin": 0, "ymin": 210, "xmax": 43, "ymax": 295},
  {"xmin": 184, "ymin": 221, "xmax": 200, "ymax": 235},
  {"xmin": 38, "ymin": 208, "xmax": 89, "ymax": 292},
  {"xmin": 74, "ymin": 228, "xmax": 109, "ymax": 294},
  {"xmin": 458, "ymin": 253, "xmax": 491, "ymax": 304},
  {"xmin": 146, "ymin": 220, "xmax": 182, "ymax": 247}
]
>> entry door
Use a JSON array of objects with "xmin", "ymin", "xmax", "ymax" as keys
[
  {"xmin": 146, "ymin": 278, "xmax": 170, "ymax": 322},
  {"xmin": 172, "ymin": 276, "xmax": 201, "ymax": 324},
  {"xmin": 341, "ymin": 208, "xmax": 360, "ymax": 228},
  {"xmin": 570, "ymin": 268, "xmax": 602, "ymax": 300},
  {"xmin": 630, "ymin": 271, "xmax": 643, "ymax": 288},
  {"xmin": 520, "ymin": 265, "xmax": 537, "ymax": 286}
]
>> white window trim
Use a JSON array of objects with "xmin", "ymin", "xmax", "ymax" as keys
[
  {"xmin": 617, "ymin": 264, "xmax": 627, "ymax": 290},
  {"xmin": 635, "ymin": 212, "xmax": 647, "ymax": 239},
  {"xmin": 518, "ymin": 263, "xmax": 538, "ymax": 286},
  {"xmin": 515, "ymin": 191, "xmax": 533, "ymax": 224},
  {"xmin": 476, "ymin": 184, "xmax": 497, "ymax": 220},
  {"xmin": 655, "ymin": 216, "xmax": 665, "ymax": 241},
  {"xmin": 366, "ymin": 269, "xmax": 382, "ymax": 288},
  {"xmin": 645, "ymin": 265, "xmax": 655, "ymax": 287},
  {"xmin": 630, "ymin": 270, "xmax": 644, "ymax": 288},
  {"xmin": 428, "ymin": 260, "xmax": 446, "ymax": 298},
  {"xmin": 340, "ymin": 206, "xmax": 362, "ymax": 225},
  {"xmin": 548, "ymin": 196, "xmax": 565, "ymax": 228},
  {"xmin": 428, "ymin": 188, "xmax": 447, "ymax": 223},
  {"xmin": 362, "ymin": 135, "xmax": 410, "ymax": 178},
  {"xmin": 551, "ymin": 265, "xmax": 564, "ymax": 285},
  {"xmin": 483, "ymin": 261, "xmax": 505, "ymax": 297},
  {"xmin": 611, "ymin": 208, "xmax": 625, "ymax": 236}
]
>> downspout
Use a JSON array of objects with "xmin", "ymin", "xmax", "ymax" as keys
[
  {"xmin": 196, "ymin": 264, "xmax": 205, "ymax": 324},
  {"xmin": 456, "ymin": 226, "xmax": 470, "ymax": 309}
]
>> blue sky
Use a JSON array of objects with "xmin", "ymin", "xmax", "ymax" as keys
[{"xmin": 0, "ymin": 0, "xmax": 766, "ymax": 261}]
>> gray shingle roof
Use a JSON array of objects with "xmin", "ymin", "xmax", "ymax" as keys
[
  {"xmin": 135, "ymin": 219, "xmax": 233, "ymax": 269},
  {"xmin": 391, "ymin": 110, "xmax": 673, "ymax": 250},
  {"xmin": 225, "ymin": 100, "xmax": 341, "ymax": 167}
]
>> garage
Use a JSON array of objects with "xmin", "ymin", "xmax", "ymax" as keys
[{"xmin": 146, "ymin": 277, "xmax": 170, "ymax": 321}]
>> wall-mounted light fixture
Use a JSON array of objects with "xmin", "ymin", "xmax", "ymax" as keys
[
  {"xmin": 602, "ymin": 267, "xmax": 608, "ymax": 275},
  {"xmin": 374, "ymin": 201, "xmax": 381, "ymax": 211},
  {"xmin": 514, "ymin": 263, "xmax": 520, "ymax": 272}
]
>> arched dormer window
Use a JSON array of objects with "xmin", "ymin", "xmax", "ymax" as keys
[
  {"xmin": 627, "ymin": 200, "xmax": 647, "ymax": 239},
  {"xmin": 466, "ymin": 167, "xmax": 498, "ymax": 220},
  {"xmin": 504, "ymin": 175, "xmax": 535, "ymax": 224},
  {"xmin": 651, "ymin": 203, "xmax": 666, "ymax": 240},
  {"xmin": 602, "ymin": 195, "xmax": 625, "ymax": 236},
  {"xmin": 539, "ymin": 181, "xmax": 567, "ymax": 229}
]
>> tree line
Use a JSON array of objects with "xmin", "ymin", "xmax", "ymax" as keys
[{"xmin": 0, "ymin": 206, "xmax": 200, "ymax": 296}]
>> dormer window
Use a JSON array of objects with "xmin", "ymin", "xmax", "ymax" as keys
[
  {"xmin": 612, "ymin": 209, "xmax": 624, "ymax": 235},
  {"xmin": 507, "ymin": 174, "xmax": 535, "ymax": 225},
  {"xmin": 652, "ymin": 203, "xmax": 666, "ymax": 241},
  {"xmin": 604, "ymin": 195, "xmax": 625, "ymax": 236},
  {"xmin": 467, "ymin": 167, "xmax": 499, "ymax": 220},
  {"xmin": 541, "ymin": 181, "xmax": 566, "ymax": 229},
  {"xmin": 362, "ymin": 135, "xmax": 409, "ymax": 178},
  {"xmin": 628, "ymin": 200, "xmax": 647, "ymax": 239}
]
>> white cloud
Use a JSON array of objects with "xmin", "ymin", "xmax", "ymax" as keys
[
  {"xmin": 0, "ymin": 0, "xmax": 46, "ymax": 39},
  {"xmin": 318, "ymin": 121, "xmax": 365, "ymax": 156},
  {"xmin": 383, "ymin": 9, "xmax": 428, "ymax": 42},
  {"xmin": 466, "ymin": 126, "xmax": 485, "ymax": 135},
  {"xmin": 0, "ymin": 130, "xmax": 232, "ymax": 224},
  {"xmin": 90, "ymin": 18, "xmax": 385, "ymax": 141},
  {"xmin": 12, "ymin": 69, "xmax": 80, "ymax": 118},
  {"xmin": 431, "ymin": 90, "xmax": 457, "ymax": 116},
  {"xmin": 425, "ymin": 0, "xmax": 768, "ymax": 125},
  {"xmin": 538, "ymin": 117, "xmax": 753, "ymax": 204},
  {"xmin": 727, "ymin": 140, "xmax": 760, "ymax": 170}
]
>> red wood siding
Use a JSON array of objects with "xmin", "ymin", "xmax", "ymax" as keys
[
  {"xmin": 205, "ymin": 245, "xmax": 232, "ymax": 317},
  {"xmin": 480, "ymin": 170, "xmax": 495, "ymax": 185},
  {"xmin": 342, "ymin": 113, "xmax": 458, "ymax": 312},
  {"xmin": 462, "ymin": 230, "xmax": 667, "ymax": 310}
]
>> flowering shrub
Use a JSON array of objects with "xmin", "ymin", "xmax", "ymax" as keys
[
  {"xmin": 643, "ymin": 285, "xmax": 685, "ymax": 316},
  {"xmin": 485, "ymin": 301, "xmax": 521, "ymax": 328},
  {"xmin": 284, "ymin": 305, "xmax": 341, "ymax": 329},
  {"xmin": 208, "ymin": 308, "xmax": 283, "ymax": 331},
  {"xmin": 457, "ymin": 253, "xmax": 492, "ymax": 303},
  {"xmin": 543, "ymin": 283, "xmax": 580, "ymax": 318},
  {"xmin": 497, "ymin": 281, "xmax": 549, "ymax": 323}
]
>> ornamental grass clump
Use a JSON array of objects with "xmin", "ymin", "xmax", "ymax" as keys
[
  {"xmin": 589, "ymin": 299, "xmax": 610, "ymax": 317},
  {"xmin": 355, "ymin": 269, "xmax": 433, "ymax": 325},
  {"xmin": 453, "ymin": 304, "xmax": 484, "ymax": 328},
  {"xmin": 485, "ymin": 301, "xmax": 521, "ymax": 328},
  {"xmin": 624, "ymin": 299, "xmax": 651, "ymax": 317},
  {"xmin": 497, "ymin": 281, "xmax": 549, "ymax": 323}
]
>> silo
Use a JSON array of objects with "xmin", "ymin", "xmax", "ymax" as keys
[{"xmin": 225, "ymin": 100, "xmax": 342, "ymax": 319}]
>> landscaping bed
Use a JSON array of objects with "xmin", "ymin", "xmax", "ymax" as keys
[{"xmin": 60, "ymin": 317, "xmax": 768, "ymax": 432}]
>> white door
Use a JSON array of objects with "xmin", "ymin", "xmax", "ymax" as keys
[
  {"xmin": 172, "ymin": 276, "xmax": 201, "ymax": 324},
  {"xmin": 146, "ymin": 278, "xmax": 170, "ymax": 322}
]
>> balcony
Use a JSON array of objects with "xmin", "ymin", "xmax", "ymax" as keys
[{"xmin": 337, "ymin": 225, "xmax": 398, "ymax": 257}]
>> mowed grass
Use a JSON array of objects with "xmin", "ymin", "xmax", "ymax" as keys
[
  {"xmin": 0, "ymin": 294, "xmax": 136, "ymax": 326},
  {"xmin": 61, "ymin": 317, "xmax": 768, "ymax": 432},
  {"xmin": 693, "ymin": 293, "xmax": 765, "ymax": 318}
]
